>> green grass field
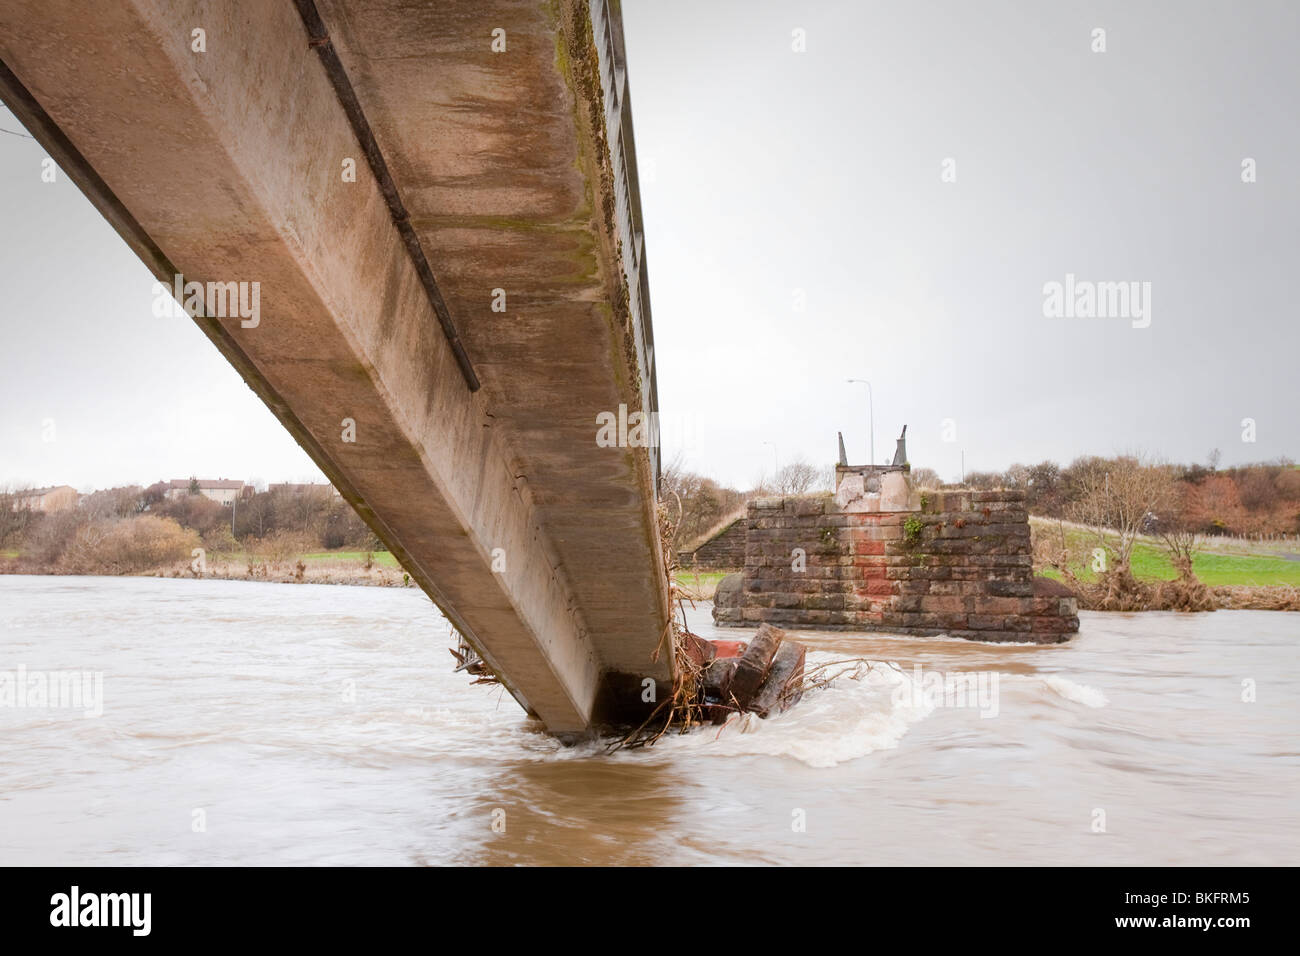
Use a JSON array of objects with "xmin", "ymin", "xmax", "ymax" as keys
[
  {"xmin": 1033, "ymin": 521, "xmax": 1300, "ymax": 587},
  {"xmin": 297, "ymin": 550, "xmax": 400, "ymax": 567},
  {"xmin": 674, "ymin": 569, "xmax": 731, "ymax": 599}
]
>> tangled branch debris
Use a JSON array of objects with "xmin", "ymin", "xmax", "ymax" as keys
[
  {"xmin": 451, "ymin": 501, "xmax": 821, "ymax": 745},
  {"xmin": 449, "ymin": 636, "xmax": 500, "ymax": 686},
  {"xmin": 610, "ymin": 504, "xmax": 819, "ymax": 751},
  {"xmin": 609, "ymin": 503, "xmax": 708, "ymax": 751}
]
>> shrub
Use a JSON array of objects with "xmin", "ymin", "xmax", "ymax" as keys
[
  {"xmin": 20, "ymin": 511, "xmax": 85, "ymax": 567},
  {"xmin": 256, "ymin": 530, "xmax": 315, "ymax": 564},
  {"xmin": 1274, "ymin": 469, "xmax": 1300, "ymax": 502},
  {"xmin": 1239, "ymin": 470, "xmax": 1279, "ymax": 511},
  {"xmin": 153, "ymin": 493, "xmax": 229, "ymax": 537},
  {"xmin": 0, "ymin": 494, "xmax": 32, "ymax": 548},
  {"xmin": 321, "ymin": 500, "xmax": 372, "ymax": 549},
  {"xmin": 62, "ymin": 516, "xmax": 198, "ymax": 574},
  {"xmin": 200, "ymin": 525, "xmax": 239, "ymax": 554},
  {"xmin": 903, "ymin": 515, "xmax": 925, "ymax": 545}
]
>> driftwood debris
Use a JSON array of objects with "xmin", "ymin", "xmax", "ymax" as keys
[
  {"xmin": 606, "ymin": 502, "xmax": 809, "ymax": 751},
  {"xmin": 452, "ymin": 496, "xmax": 815, "ymax": 749},
  {"xmin": 449, "ymin": 639, "xmax": 500, "ymax": 686},
  {"xmin": 697, "ymin": 623, "xmax": 806, "ymax": 725},
  {"xmin": 701, "ymin": 656, "xmax": 737, "ymax": 698},
  {"xmin": 700, "ymin": 657, "xmax": 738, "ymax": 723},
  {"xmin": 729, "ymin": 623, "xmax": 784, "ymax": 709},
  {"xmin": 749, "ymin": 640, "xmax": 807, "ymax": 718}
]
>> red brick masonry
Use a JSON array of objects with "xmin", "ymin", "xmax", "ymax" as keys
[{"xmin": 713, "ymin": 490, "xmax": 1080, "ymax": 644}]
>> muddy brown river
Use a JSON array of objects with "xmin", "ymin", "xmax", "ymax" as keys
[{"xmin": 1, "ymin": 575, "xmax": 1295, "ymax": 865}]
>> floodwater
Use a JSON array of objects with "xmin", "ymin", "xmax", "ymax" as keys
[{"xmin": 1, "ymin": 575, "xmax": 1296, "ymax": 865}]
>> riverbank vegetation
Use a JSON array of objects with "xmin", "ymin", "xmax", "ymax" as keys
[
  {"xmin": 963, "ymin": 455, "xmax": 1300, "ymax": 539},
  {"xmin": 1024, "ymin": 454, "xmax": 1300, "ymax": 611},
  {"xmin": 6, "ymin": 453, "xmax": 1298, "ymax": 612},
  {"xmin": 0, "ymin": 482, "xmax": 402, "ymax": 584}
]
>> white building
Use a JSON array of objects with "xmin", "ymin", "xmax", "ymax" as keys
[{"xmin": 163, "ymin": 478, "xmax": 246, "ymax": 505}]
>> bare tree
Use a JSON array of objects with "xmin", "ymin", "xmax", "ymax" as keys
[
  {"xmin": 1070, "ymin": 454, "xmax": 1176, "ymax": 575},
  {"xmin": 1002, "ymin": 463, "xmax": 1031, "ymax": 489},
  {"xmin": 0, "ymin": 488, "xmax": 35, "ymax": 548},
  {"xmin": 659, "ymin": 454, "xmax": 747, "ymax": 548},
  {"xmin": 81, "ymin": 485, "xmax": 143, "ymax": 521},
  {"xmin": 1150, "ymin": 488, "xmax": 1217, "ymax": 612},
  {"xmin": 963, "ymin": 470, "xmax": 1002, "ymax": 490},
  {"xmin": 1024, "ymin": 460, "xmax": 1064, "ymax": 515},
  {"xmin": 773, "ymin": 460, "xmax": 823, "ymax": 496},
  {"xmin": 1158, "ymin": 524, "xmax": 1200, "ymax": 580},
  {"xmin": 910, "ymin": 467, "xmax": 941, "ymax": 489},
  {"xmin": 1032, "ymin": 517, "xmax": 1082, "ymax": 589}
]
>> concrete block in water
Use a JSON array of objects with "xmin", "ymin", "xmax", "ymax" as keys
[
  {"xmin": 749, "ymin": 640, "xmax": 807, "ymax": 718},
  {"xmin": 729, "ymin": 623, "xmax": 784, "ymax": 709}
]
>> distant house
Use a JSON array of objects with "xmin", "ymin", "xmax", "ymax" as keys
[
  {"xmin": 268, "ymin": 482, "xmax": 340, "ymax": 497},
  {"xmin": 164, "ymin": 478, "xmax": 245, "ymax": 505},
  {"xmin": 11, "ymin": 485, "xmax": 79, "ymax": 513}
]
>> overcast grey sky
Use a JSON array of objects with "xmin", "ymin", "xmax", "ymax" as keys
[{"xmin": 2, "ymin": 0, "xmax": 1296, "ymax": 492}]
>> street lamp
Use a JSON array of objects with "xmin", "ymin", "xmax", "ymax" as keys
[{"xmin": 846, "ymin": 379, "xmax": 874, "ymax": 465}]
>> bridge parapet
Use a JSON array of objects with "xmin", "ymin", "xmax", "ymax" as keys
[{"xmin": 591, "ymin": 0, "xmax": 659, "ymax": 486}]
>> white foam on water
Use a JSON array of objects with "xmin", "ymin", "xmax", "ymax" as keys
[
  {"xmin": 999, "ymin": 672, "xmax": 1109, "ymax": 708},
  {"xmin": 526, "ymin": 655, "xmax": 937, "ymax": 768},
  {"xmin": 682, "ymin": 661, "xmax": 935, "ymax": 768},
  {"xmin": 517, "ymin": 664, "xmax": 1112, "ymax": 766},
  {"xmin": 1042, "ymin": 674, "xmax": 1110, "ymax": 708}
]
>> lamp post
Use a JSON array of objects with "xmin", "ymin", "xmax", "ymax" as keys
[{"xmin": 846, "ymin": 378, "xmax": 874, "ymax": 465}]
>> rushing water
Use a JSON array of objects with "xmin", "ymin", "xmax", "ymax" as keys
[{"xmin": 1, "ymin": 575, "xmax": 1296, "ymax": 865}]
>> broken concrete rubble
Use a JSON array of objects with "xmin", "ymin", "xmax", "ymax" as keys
[{"xmin": 698, "ymin": 624, "xmax": 806, "ymax": 724}]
